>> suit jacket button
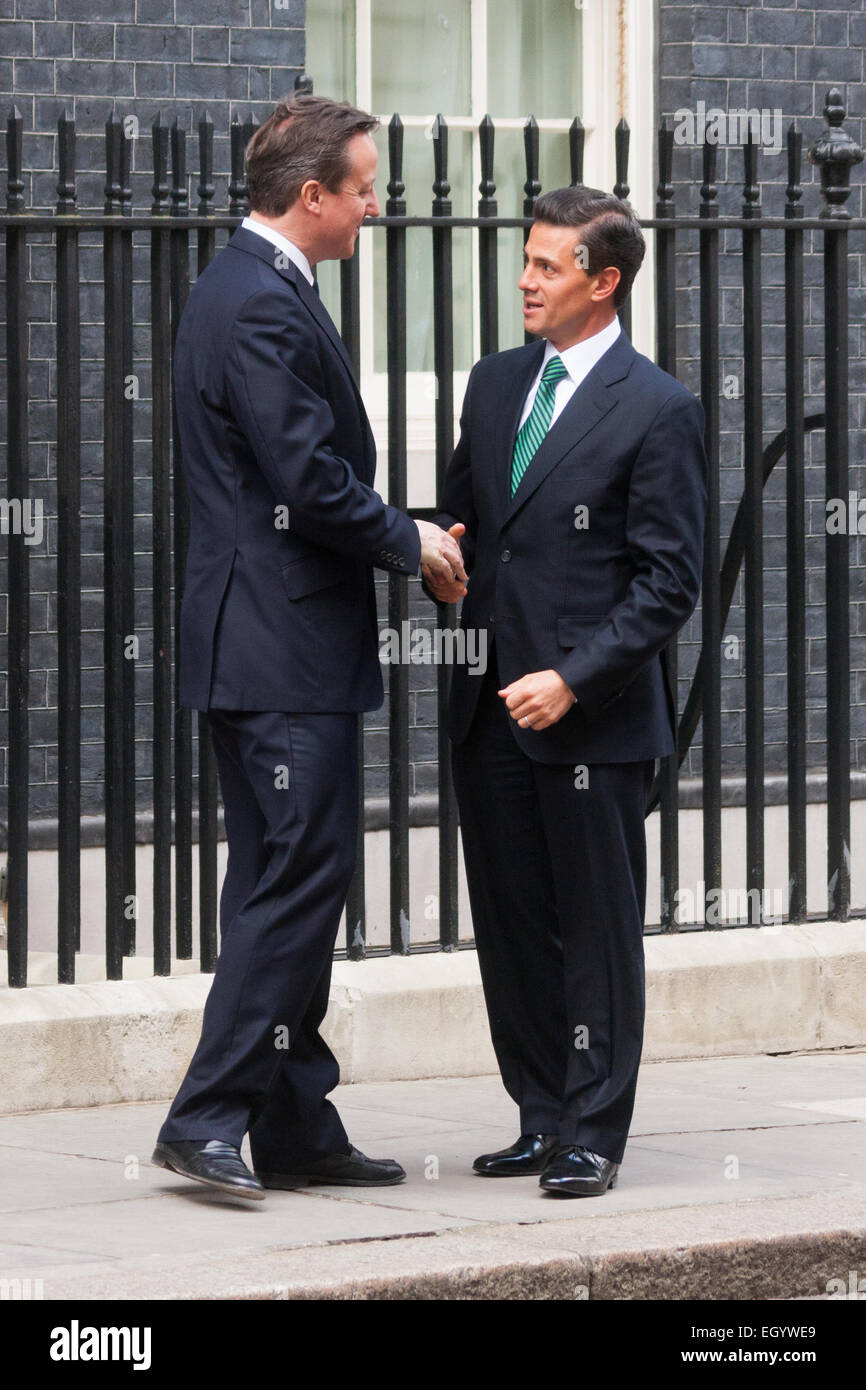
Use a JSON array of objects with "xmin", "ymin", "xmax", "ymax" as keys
[{"xmin": 500, "ymin": 549, "xmax": 511, "ymax": 562}]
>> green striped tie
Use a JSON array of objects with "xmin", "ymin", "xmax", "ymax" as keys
[{"xmin": 510, "ymin": 355, "xmax": 569, "ymax": 497}]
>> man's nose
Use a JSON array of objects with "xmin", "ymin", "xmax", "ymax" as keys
[
  {"xmin": 367, "ymin": 190, "xmax": 380, "ymax": 218},
  {"xmin": 518, "ymin": 267, "xmax": 533, "ymax": 290}
]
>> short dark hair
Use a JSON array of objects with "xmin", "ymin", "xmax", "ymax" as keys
[
  {"xmin": 245, "ymin": 95, "xmax": 379, "ymax": 217},
  {"xmin": 532, "ymin": 185, "xmax": 646, "ymax": 307}
]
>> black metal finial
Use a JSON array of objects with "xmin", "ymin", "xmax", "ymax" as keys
[
  {"xmin": 228, "ymin": 112, "xmax": 247, "ymax": 215},
  {"xmin": 809, "ymin": 87, "xmax": 864, "ymax": 220},
  {"xmin": 119, "ymin": 116, "xmax": 132, "ymax": 216},
  {"xmin": 523, "ymin": 115, "xmax": 540, "ymax": 217},
  {"xmin": 56, "ymin": 110, "xmax": 76, "ymax": 215},
  {"xmin": 197, "ymin": 111, "xmax": 214, "ymax": 216},
  {"xmin": 700, "ymin": 132, "xmax": 718, "ymax": 218},
  {"xmin": 569, "ymin": 117, "xmax": 585, "ymax": 186},
  {"xmin": 785, "ymin": 121, "xmax": 803, "ymax": 218},
  {"xmin": 478, "ymin": 114, "xmax": 497, "ymax": 216},
  {"xmin": 387, "ymin": 113, "xmax": 405, "ymax": 215},
  {"xmin": 431, "ymin": 114, "xmax": 451, "ymax": 217},
  {"xmin": 170, "ymin": 118, "xmax": 188, "ymax": 215},
  {"xmin": 5, "ymin": 106, "xmax": 25, "ymax": 212},
  {"xmin": 617, "ymin": 117, "xmax": 631, "ymax": 200},
  {"xmin": 742, "ymin": 121, "xmax": 761, "ymax": 218},
  {"xmin": 614, "ymin": 118, "xmax": 630, "ymax": 200},
  {"xmin": 294, "ymin": 72, "xmax": 313, "ymax": 95},
  {"xmin": 151, "ymin": 113, "xmax": 170, "ymax": 215},
  {"xmin": 656, "ymin": 117, "xmax": 674, "ymax": 217},
  {"xmin": 104, "ymin": 113, "xmax": 123, "ymax": 213}
]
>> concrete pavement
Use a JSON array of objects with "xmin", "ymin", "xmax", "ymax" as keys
[{"xmin": 1, "ymin": 1049, "xmax": 866, "ymax": 1300}]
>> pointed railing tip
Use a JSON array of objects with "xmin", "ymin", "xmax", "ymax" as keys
[
  {"xmin": 823, "ymin": 86, "xmax": 845, "ymax": 125},
  {"xmin": 808, "ymin": 84, "xmax": 863, "ymax": 218}
]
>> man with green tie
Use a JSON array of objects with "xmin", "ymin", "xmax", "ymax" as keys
[{"xmin": 426, "ymin": 186, "xmax": 707, "ymax": 1197}]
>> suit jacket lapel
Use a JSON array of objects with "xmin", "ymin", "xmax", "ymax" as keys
[
  {"xmin": 290, "ymin": 267, "xmax": 360, "ymax": 385},
  {"xmin": 227, "ymin": 226, "xmax": 374, "ymax": 475},
  {"xmin": 503, "ymin": 332, "xmax": 637, "ymax": 524},
  {"xmin": 226, "ymin": 226, "xmax": 358, "ymax": 384}
]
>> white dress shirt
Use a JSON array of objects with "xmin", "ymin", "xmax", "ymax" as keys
[
  {"xmin": 241, "ymin": 215, "xmax": 315, "ymax": 286},
  {"xmin": 518, "ymin": 317, "xmax": 622, "ymax": 430}
]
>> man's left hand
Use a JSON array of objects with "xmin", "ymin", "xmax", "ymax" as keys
[{"xmin": 499, "ymin": 670, "xmax": 577, "ymax": 731}]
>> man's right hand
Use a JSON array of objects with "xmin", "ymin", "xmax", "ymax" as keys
[{"xmin": 416, "ymin": 520, "xmax": 467, "ymax": 599}]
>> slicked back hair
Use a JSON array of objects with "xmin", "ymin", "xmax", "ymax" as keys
[
  {"xmin": 245, "ymin": 95, "xmax": 379, "ymax": 217},
  {"xmin": 532, "ymin": 186, "xmax": 646, "ymax": 307}
]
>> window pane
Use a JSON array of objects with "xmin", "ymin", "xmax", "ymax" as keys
[
  {"xmin": 306, "ymin": 0, "xmax": 356, "ymax": 103},
  {"xmin": 487, "ymin": 0, "xmax": 582, "ymax": 118},
  {"xmin": 372, "ymin": 0, "xmax": 471, "ymax": 115}
]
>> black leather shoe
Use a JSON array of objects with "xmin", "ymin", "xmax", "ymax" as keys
[
  {"xmin": 152, "ymin": 1140, "xmax": 265, "ymax": 1200},
  {"xmin": 539, "ymin": 1145, "xmax": 620, "ymax": 1196},
  {"xmin": 255, "ymin": 1144, "xmax": 406, "ymax": 1189},
  {"xmin": 473, "ymin": 1133, "xmax": 560, "ymax": 1177}
]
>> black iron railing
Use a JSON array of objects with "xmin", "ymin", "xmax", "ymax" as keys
[{"xmin": 1, "ymin": 86, "xmax": 864, "ymax": 985}]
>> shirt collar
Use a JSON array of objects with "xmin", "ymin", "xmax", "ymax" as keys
[
  {"xmin": 241, "ymin": 216, "xmax": 315, "ymax": 286},
  {"xmin": 542, "ymin": 316, "xmax": 622, "ymax": 381}
]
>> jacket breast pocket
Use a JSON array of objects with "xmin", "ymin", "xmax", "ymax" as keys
[
  {"xmin": 280, "ymin": 552, "xmax": 351, "ymax": 600},
  {"xmin": 556, "ymin": 613, "xmax": 606, "ymax": 647}
]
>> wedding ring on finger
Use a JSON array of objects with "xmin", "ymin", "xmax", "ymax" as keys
[{"xmin": 521, "ymin": 716, "xmax": 532, "ymax": 728}]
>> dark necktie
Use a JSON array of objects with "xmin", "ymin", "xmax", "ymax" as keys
[{"xmin": 510, "ymin": 355, "xmax": 568, "ymax": 497}]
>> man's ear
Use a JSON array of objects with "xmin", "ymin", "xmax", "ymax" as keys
[
  {"xmin": 591, "ymin": 265, "xmax": 621, "ymax": 303},
  {"xmin": 299, "ymin": 178, "xmax": 323, "ymax": 217}
]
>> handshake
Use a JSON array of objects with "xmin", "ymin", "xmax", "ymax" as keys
[{"xmin": 415, "ymin": 520, "xmax": 468, "ymax": 604}]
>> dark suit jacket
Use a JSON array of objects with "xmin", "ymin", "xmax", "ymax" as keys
[
  {"xmin": 434, "ymin": 329, "xmax": 707, "ymax": 763},
  {"xmin": 173, "ymin": 225, "xmax": 420, "ymax": 712}
]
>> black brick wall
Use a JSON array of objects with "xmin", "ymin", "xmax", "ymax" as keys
[
  {"xmin": 1, "ymin": 1, "xmax": 865, "ymax": 835},
  {"xmin": 658, "ymin": 0, "xmax": 866, "ymax": 785}
]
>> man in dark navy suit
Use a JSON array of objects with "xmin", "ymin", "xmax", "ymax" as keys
[
  {"xmin": 153, "ymin": 96, "xmax": 465, "ymax": 1199},
  {"xmin": 427, "ymin": 187, "xmax": 707, "ymax": 1196}
]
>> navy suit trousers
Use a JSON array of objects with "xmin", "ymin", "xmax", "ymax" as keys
[
  {"xmin": 452, "ymin": 655, "xmax": 654, "ymax": 1165},
  {"xmin": 157, "ymin": 709, "xmax": 357, "ymax": 1166}
]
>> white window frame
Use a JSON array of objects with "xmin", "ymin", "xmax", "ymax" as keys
[{"xmin": 343, "ymin": 0, "xmax": 656, "ymax": 505}]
